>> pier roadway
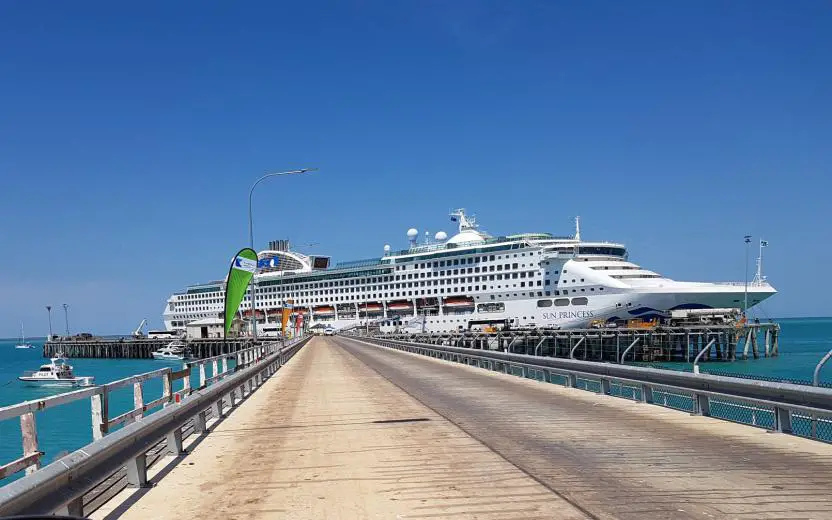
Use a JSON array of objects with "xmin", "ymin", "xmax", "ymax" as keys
[
  {"xmin": 334, "ymin": 336, "xmax": 832, "ymax": 520},
  {"xmin": 93, "ymin": 338, "xmax": 588, "ymax": 520}
]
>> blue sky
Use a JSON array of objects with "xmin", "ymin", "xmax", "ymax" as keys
[{"xmin": 1, "ymin": 1, "xmax": 830, "ymax": 336}]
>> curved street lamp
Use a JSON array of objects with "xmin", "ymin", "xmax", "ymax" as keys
[{"xmin": 248, "ymin": 168, "xmax": 317, "ymax": 338}]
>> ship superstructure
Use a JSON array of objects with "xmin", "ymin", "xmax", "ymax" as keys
[{"xmin": 163, "ymin": 210, "xmax": 776, "ymax": 333}]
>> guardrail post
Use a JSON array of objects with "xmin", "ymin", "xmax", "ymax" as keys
[
  {"xmin": 91, "ymin": 390, "xmax": 109, "ymax": 440},
  {"xmin": 167, "ymin": 427, "xmax": 185, "ymax": 456},
  {"xmin": 222, "ymin": 356, "xmax": 229, "ymax": 375},
  {"xmin": 694, "ymin": 393, "xmax": 710, "ymax": 416},
  {"xmin": 194, "ymin": 408, "xmax": 208, "ymax": 434},
  {"xmin": 162, "ymin": 371, "xmax": 173, "ymax": 408},
  {"xmin": 20, "ymin": 412, "xmax": 41, "ymax": 475},
  {"xmin": 57, "ymin": 497, "xmax": 83, "ymax": 517},
  {"xmin": 199, "ymin": 362, "xmax": 207, "ymax": 389},
  {"xmin": 774, "ymin": 406, "xmax": 792, "ymax": 434},
  {"xmin": 126, "ymin": 454, "xmax": 149, "ymax": 487},
  {"xmin": 212, "ymin": 359, "xmax": 219, "ymax": 382},
  {"xmin": 600, "ymin": 378, "xmax": 611, "ymax": 395},
  {"xmin": 567, "ymin": 373, "xmax": 578, "ymax": 388},
  {"xmin": 215, "ymin": 397, "xmax": 224, "ymax": 419},
  {"xmin": 640, "ymin": 384, "xmax": 653, "ymax": 404},
  {"xmin": 133, "ymin": 382, "xmax": 144, "ymax": 422},
  {"xmin": 183, "ymin": 364, "xmax": 192, "ymax": 396}
]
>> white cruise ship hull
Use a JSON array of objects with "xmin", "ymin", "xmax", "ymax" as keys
[{"xmin": 161, "ymin": 209, "xmax": 777, "ymax": 334}]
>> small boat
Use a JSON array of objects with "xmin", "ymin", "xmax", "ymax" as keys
[
  {"xmin": 152, "ymin": 341, "xmax": 187, "ymax": 361},
  {"xmin": 18, "ymin": 354, "xmax": 94, "ymax": 386},
  {"xmin": 15, "ymin": 322, "xmax": 35, "ymax": 349}
]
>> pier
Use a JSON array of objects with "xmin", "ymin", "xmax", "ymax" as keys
[
  {"xmin": 43, "ymin": 338, "xmax": 255, "ymax": 360},
  {"xmin": 2, "ymin": 335, "xmax": 831, "ymax": 520},
  {"xmin": 376, "ymin": 322, "xmax": 781, "ymax": 363}
]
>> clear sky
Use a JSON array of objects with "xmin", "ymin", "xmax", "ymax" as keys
[{"xmin": 1, "ymin": 1, "xmax": 830, "ymax": 336}]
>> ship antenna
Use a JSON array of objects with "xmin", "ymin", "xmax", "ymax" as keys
[{"xmin": 574, "ymin": 216, "xmax": 581, "ymax": 241}]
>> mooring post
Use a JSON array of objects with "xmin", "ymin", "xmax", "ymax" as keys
[{"xmin": 764, "ymin": 328, "xmax": 771, "ymax": 357}]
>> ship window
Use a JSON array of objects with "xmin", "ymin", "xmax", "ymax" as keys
[
  {"xmin": 554, "ymin": 298, "xmax": 569, "ymax": 306},
  {"xmin": 537, "ymin": 299, "xmax": 553, "ymax": 308},
  {"xmin": 572, "ymin": 297, "xmax": 588, "ymax": 305}
]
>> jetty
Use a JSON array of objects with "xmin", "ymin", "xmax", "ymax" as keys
[
  {"xmin": 372, "ymin": 321, "xmax": 781, "ymax": 363},
  {"xmin": 43, "ymin": 337, "xmax": 255, "ymax": 360},
  {"xmin": 1, "ymin": 334, "xmax": 830, "ymax": 520}
]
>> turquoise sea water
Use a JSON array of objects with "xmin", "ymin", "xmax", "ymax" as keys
[
  {"xmin": 1, "ymin": 317, "xmax": 831, "ymax": 485},
  {"xmin": 0, "ymin": 340, "xmax": 215, "ymax": 484}
]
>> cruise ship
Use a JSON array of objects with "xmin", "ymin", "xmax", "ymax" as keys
[{"xmin": 163, "ymin": 209, "xmax": 776, "ymax": 333}]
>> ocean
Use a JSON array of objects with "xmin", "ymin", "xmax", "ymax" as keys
[{"xmin": 1, "ymin": 317, "xmax": 831, "ymax": 485}]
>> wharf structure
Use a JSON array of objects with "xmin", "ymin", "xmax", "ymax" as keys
[
  {"xmin": 43, "ymin": 337, "xmax": 256, "ymax": 360},
  {"xmin": 370, "ymin": 321, "xmax": 781, "ymax": 363}
]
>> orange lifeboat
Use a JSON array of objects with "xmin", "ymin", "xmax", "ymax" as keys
[
  {"xmin": 387, "ymin": 300, "xmax": 413, "ymax": 311},
  {"xmin": 313, "ymin": 305, "xmax": 335, "ymax": 316},
  {"xmin": 443, "ymin": 296, "xmax": 475, "ymax": 308}
]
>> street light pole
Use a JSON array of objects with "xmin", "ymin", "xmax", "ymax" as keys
[
  {"xmin": 46, "ymin": 306, "xmax": 53, "ymax": 340},
  {"xmin": 247, "ymin": 168, "xmax": 316, "ymax": 339},
  {"xmin": 62, "ymin": 303, "xmax": 70, "ymax": 336},
  {"xmin": 743, "ymin": 235, "xmax": 751, "ymax": 316}
]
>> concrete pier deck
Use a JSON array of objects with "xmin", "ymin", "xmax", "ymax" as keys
[
  {"xmin": 95, "ymin": 337, "xmax": 586, "ymax": 520},
  {"xmin": 95, "ymin": 337, "xmax": 832, "ymax": 520}
]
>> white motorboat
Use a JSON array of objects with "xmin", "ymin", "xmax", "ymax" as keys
[
  {"xmin": 152, "ymin": 341, "xmax": 187, "ymax": 361},
  {"xmin": 18, "ymin": 355, "xmax": 94, "ymax": 387},
  {"xmin": 15, "ymin": 321, "xmax": 35, "ymax": 349}
]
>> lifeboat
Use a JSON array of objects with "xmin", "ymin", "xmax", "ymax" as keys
[
  {"xmin": 416, "ymin": 298, "xmax": 439, "ymax": 309},
  {"xmin": 443, "ymin": 296, "xmax": 475, "ymax": 308},
  {"xmin": 266, "ymin": 308, "xmax": 283, "ymax": 317},
  {"xmin": 387, "ymin": 300, "xmax": 413, "ymax": 311},
  {"xmin": 313, "ymin": 305, "xmax": 335, "ymax": 316},
  {"xmin": 359, "ymin": 302, "xmax": 384, "ymax": 313},
  {"xmin": 242, "ymin": 309, "xmax": 266, "ymax": 318}
]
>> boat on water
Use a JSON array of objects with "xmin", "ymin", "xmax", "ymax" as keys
[
  {"xmin": 18, "ymin": 354, "xmax": 94, "ymax": 386},
  {"xmin": 15, "ymin": 322, "xmax": 35, "ymax": 349},
  {"xmin": 163, "ymin": 209, "xmax": 777, "ymax": 333},
  {"xmin": 151, "ymin": 341, "xmax": 188, "ymax": 361}
]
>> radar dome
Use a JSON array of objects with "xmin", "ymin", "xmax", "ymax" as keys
[
  {"xmin": 406, "ymin": 228, "xmax": 418, "ymax": 238},
  {"xmin": 383, "ymin": 244, "xmax": 391, "ymax": 252},
  {"xmin": 435, "ymin": 231, "xmax": 448, "ymax": 241}
]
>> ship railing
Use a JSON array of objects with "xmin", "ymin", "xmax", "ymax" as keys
[
  {"xmin": 710, "ymin": 281, "xmax": 774, "ymax": 287},
  {"xmin": 345, "ymin": 336, "xmax": 832, "ymax": 444},
  {"xmin": 0, "ymin": 336, "xmax": 311, "ymax": 516}
]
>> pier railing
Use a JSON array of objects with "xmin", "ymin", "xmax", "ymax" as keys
[
  {"xmin": 347, "ymin": 335, "xmax": 832, "ymax": 443},
  {"xmin": 0, "ymin": 336, "xmax": 309, "ymax": 516}
]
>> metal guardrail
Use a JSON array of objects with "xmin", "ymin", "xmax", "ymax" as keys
[
  {"xmin": 0, "ymin": 336, "xmax": 309, "ymax": 517},
  {"xmin": 348, "ymin": 335, "xmax": 832, "ymax": 443}
]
